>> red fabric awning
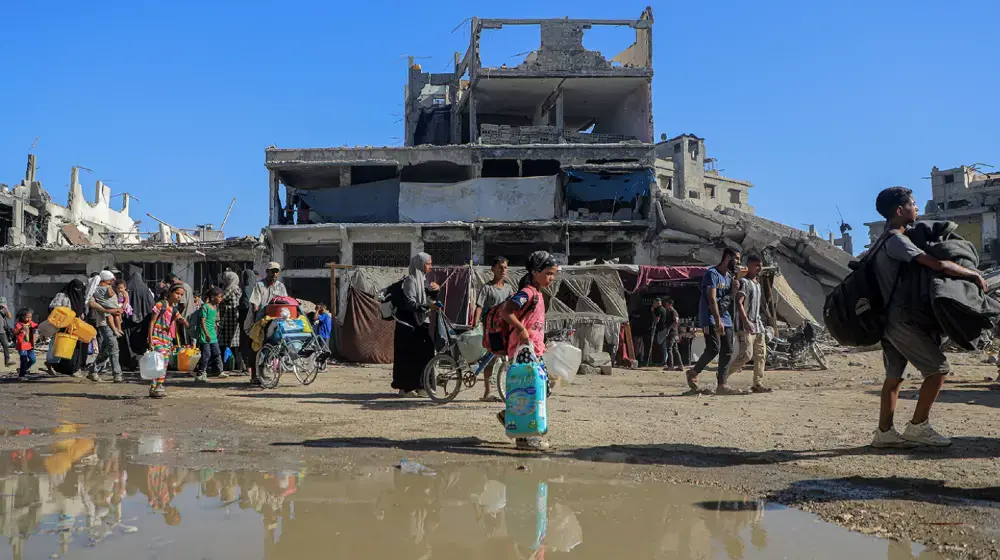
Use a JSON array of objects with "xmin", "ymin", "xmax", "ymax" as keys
[{"xmin": 622, "ymin": 265, "xmax": 708, "ymax": 293}]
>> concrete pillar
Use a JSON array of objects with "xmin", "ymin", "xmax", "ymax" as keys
[
  {"xmin": 25, "ymin": 154, "xmax": 36, "ymax": 183},
  {"xmin": 338, "ymin": 167, "xmax": 351, "ymax": 187},
  {"xmin": 268, "ymin": 170, "xmax": 280, "ymax": 225},
  {"xmin": 471, "ymin": 227, "xmax": 484, "ymax": 265},
  {"xmin": 468, "ymin": 90, "xmax": 477, "ymax": 144},
  {"xmin": 555, "ymin": 90, "xmax": 565, "ymax": 142}
]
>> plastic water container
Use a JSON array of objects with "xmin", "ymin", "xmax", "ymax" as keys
[
  {"xmin": 504, "ymin": 346, "xmax": 548, "ymax": 438},
  {"xmin": 47, "ymin": 306, "xmax": 76, "ymax": 329},
  {"xmin": 52, "ymin": 333, "xmax": 79, "ymax": 360},
  {"xmin": 176, "ymin": 347, "xmax": 201, "ymax": 372},
  {"xmin": 457, "ymin": 325, "xmax": 485, "ymax": 363},
  {"xmin": 545, "ymin": 341, "xmax": 581, "ymax": 385},
  {"xmin": 66, "ymin": 318, "xmax": 96, "ymax": 344},
  {"xmin": 139, "ymin": 351, "xmax": 166, "ymax": 380},
  {"xmin": 37, "ymin": 320, "xmax": 58, "ymax": 338}
]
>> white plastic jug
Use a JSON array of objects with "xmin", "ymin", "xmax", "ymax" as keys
[
  {"xmin": 139, "ymin": 351, "xmax": 166, "ymax": 380},
  {"xmin": 456, "ymin": 325, "xmax": 485, "ymax": 363},
  {"xmin": 545, "ymin": 341, "xmax": 582, "ymax": 384}
]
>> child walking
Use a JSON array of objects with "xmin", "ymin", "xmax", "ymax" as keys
[
  {"xmin": 195, "ymin": 288, "xmax": 224, "ymax": 383},
  {"xmin": 314, "ymin": 304, "xmax": 332, "ymax": 350},
  {"xmin": 495, "ymin": 251, "xmax": 559, "ymax": 451},
  {"xmin": 13, "ymin": 308, "xmax": 38, "ymax": 381},
  {"xmin": 147, "ymin": 284, "xmax": 184, "ymax": 398}
]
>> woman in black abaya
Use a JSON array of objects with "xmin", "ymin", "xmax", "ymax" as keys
[
  {"xmin": 48, "ymin": 279, "xmax": 88, "ymax": 376},
  {"xmin": 391, "ymin": 253, "xmax": 439, "ymax": 397},
  {"xmin": 118, "ymin": 265, "xmax": 156, "ymax": 372}
]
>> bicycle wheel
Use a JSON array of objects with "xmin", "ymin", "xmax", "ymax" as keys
[
  {"xmin": 295, "ymin": 354, "xmax": 322, "ymax": 385},
  {"xmin": 493, "ymin": 356, "xmax": 508, "ymax": 402},
  {"xmin": 810, "ymin": 344, "xmax": 829, "ymax": 371},
  {"xmin": 255, "ymin": 345, "xmax": 283, "ymax": 389},
  {"xmin": 423, "ymin": 354, "xmax": 464, "ymax": 403}
]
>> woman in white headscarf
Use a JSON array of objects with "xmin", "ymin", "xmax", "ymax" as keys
[{"xmin": 391, "ymin": 253, "xmax": 440, "ymax": 397}]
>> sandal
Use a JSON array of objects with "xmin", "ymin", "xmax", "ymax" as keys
[
  {"xmin": 685, "ymin": 369, "xmax": 700, "ymax": 391},
  {"xmin": 715, "ymin": 385, "xmax": 749, "ymax": 396},
  {"xmin": 480, "ymin": 395, "xmax": 503, "ymax": 403},
  {"xmin": 751, "ymin": 385, "xmax": 774, "ymax": 393}
]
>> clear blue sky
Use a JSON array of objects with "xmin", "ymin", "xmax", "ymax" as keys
[{"xmin": 2, "ymin": 0, "xmax": 997, "ymax": 247}]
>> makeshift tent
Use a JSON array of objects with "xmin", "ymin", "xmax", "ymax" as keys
[{"xmin": 331, "ymin": 264, "xmax": 629, "ymax": 364}]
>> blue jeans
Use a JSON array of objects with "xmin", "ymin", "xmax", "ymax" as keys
[
  {"xmin": 19, "ymin": 350, "xmax": 36, "ymax": 377},
  {"xmin": 95, "ymin": 325, "xmax": 122, "ymax": 375},
  {"xmin": 196, "ymin": 342, "xmax": 223, "ymax": 374}
]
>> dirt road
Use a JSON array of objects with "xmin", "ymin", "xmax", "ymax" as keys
[{"xmin": 1, "ymin": 349, "xmax": 999, "ymax": 558}]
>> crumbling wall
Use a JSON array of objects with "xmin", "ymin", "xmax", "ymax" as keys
[
  {"xmin": 398, "ymin": 177, "xmax": 559, "ymax": 223},
  {"xmin": 519, "ymin": 22, "xmax": 614, "ymax": 72}
]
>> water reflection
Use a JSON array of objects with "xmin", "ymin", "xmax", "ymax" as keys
[{"xmin": 0, "ymin": 430, "xmax": 940, "ymax": 559}]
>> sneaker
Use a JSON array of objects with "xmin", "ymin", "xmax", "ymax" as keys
[
  {"xmin": 211, "ymin": 372, "xmax": 229, "ymax": 379},
  {"xmin": 149, "ymin": 385, "xmax": 166, "ymax": 399},
  {"xmin": 870, "ymin": 426, "xmax": 920, "ymax": 448},
  {"xmin": 416, "ymin": 389, "xmax": 428, "ymax": 398},
  {"xmin": 902, "ymin": 420, "xmax": 952, "ymax": 447},
  {"xmin": 87, "ymin": 372, "xmax": 104, "ymax": 383},
  {"xmin": 194, "ymin": 374, "xmax": 208, "ymax": 383},
  {"xmin": 515, "ymin": 437, "xmax": 550, "ymax": 451},
  {"xmin": 113, "ymin": 375, "xmax": 124, "ymax": 384}
]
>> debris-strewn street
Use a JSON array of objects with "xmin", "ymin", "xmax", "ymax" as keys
[{"xmin": 2, "ymin": 351, "xmax": 999, "ymax": 558}]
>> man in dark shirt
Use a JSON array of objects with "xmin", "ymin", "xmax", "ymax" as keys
[
  {"xmin": 650, "ymin": 298, "xmax": 668, "ymax": 366},
  {"xmin": 661, "ymin": 297, "xmax": 682, "ymax": 370}
]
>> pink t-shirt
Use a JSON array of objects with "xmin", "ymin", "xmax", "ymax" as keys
[{"xmin": 506, "ymin": 284, "xmax": 546, "ymax": 358}]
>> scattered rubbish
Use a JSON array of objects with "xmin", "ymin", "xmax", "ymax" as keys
[
  {"xmin": 836, "ymin": 513, "xmax": 854, "ymax": 522},
  {"xmin": 516, "ymin": 465, "xmax": 530, "ymax": 471},
  {"xmin": 398, "ymin": 459, "xmax": 436, "ymax": 476},
  {"xmin": 847, "ymin": 361, "xmax": 864, "ymax": 367},
  {"xmin": 200, "ymin": 448, "xmax": 225, "ymax": 453}
]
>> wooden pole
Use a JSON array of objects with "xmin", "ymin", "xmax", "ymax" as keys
[{"xmin": 624, "ymin": 323, "xmax": 636, "ymax": 368}]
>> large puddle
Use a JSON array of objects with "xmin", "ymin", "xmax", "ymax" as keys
[{"xmin": 0, "ymin": 430, "xmax": 941, "ymax": 559}]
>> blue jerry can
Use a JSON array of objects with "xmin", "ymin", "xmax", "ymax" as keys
[{"xmin": 504, "ymin": 347, "xmax": 548, "ymax": 438}]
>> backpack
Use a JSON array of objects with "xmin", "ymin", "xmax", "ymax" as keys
[
  {"xmin": 823, "ymin": 233, "xmax": 900, "ymax": 346},
  {"xmin": 379, "ymin": 278, "xmax": 407, "ymax": 321},
  {"xmin": 482, "ymin": 288, "xmax": 539, "ymax": 353}
]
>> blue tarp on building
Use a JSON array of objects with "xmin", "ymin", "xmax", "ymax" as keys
[
  {"xmin": 564, "ymin": 169, "xmax": 653, "ymax": 203},
  {"xmin": 296, "ymin": 179, "xmax": 400, "ymax": 223}
]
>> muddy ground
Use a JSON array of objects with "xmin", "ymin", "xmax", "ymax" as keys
[{"xmin": 1, "ymin": 349, "xmax": 999, "ymax": 559}]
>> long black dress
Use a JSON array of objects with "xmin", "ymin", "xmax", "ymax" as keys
[{"xmin": 390, "ymin": 283, "xmax": 438, "ymax": 393}]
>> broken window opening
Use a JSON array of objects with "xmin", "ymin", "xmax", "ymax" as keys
[
  {"xmin": 477, "ymin": 24, "xmax": 543, "ymax": 70},
  {"xmin": 673, "ymin": 143, "xmax": 682, "ymax": 153},
  {"xmin": 285, "ymin": 243, "xmax": 341, "ymax": 270},
  {"xmin": 194, "ymin": 261, "xmax": 254, "ymax": 293},
  {"xmin": 423, "ymin": 241, "xmax": 472, "ymax": 266},
  {"xmin": 943, "ymin": 175, "xmax": 955, "ymax": 184},
  {"xmin": 29, "ymin": 263, "xmax": 87, "ymax": 276},
  {"xmin": 484, "ymin": 242, "xmax": 561, "ymax": 267},
  {"xmin": 400, "ymin": 162, "xmax": 475, "ymax": 183},
  {"xmin": 688, "ymin": 191, "xmax": 700, "ymax": 199},
  {"xmin": 729, "ymin": 189, "xmax": 741, "ymax": 204},
  {"xmin": 706, "ymin": 185, "xmax": 716, "ymax": 199},
  {"xmin": 126, "ymin": 262, "xmax": 172, "ymax": 293},
  {"xmin": 482, "ymin": 159, "xmax": 520, "ymax": 178},
  {"xmin": 350, "ymin": 165, "xmax": 398, "ymax": 186},
  {"xmin": 521, "ymin": 159, "xmax": 561, "ymax": 177},
  {"xmin": 353, "ymin": 242, "xmax": 411, "ymax": 267},
  {"xmin": 0, "ymin": 204, "xmax": 12, "ymax": 246},
  {"xmin": 283, "ymin": 278, "xmax": 332, "ymax": 310},
  {"xmin": 946, "ymin": 199, "xmax": 971, "ymax": 210},
  {"xmin": 569, "ymin": 242, "xmax": 635, "ymax": 265}
]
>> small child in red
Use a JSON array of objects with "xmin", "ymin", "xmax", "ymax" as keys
[{"xmin": 13, "ymin": 308, "xmax": 37, "ymax": 380}]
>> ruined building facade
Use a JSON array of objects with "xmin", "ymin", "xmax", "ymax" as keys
[
  {"xmin": 267, "ymin": 10, "xmax": 658, "ymax": 303},
  {"xmin": 654, "ymin": 134, "xmax": 753, "ymax": 214}
]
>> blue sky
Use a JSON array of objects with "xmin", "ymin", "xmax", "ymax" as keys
[{"xmin": 1, "ymin": 0, "xmax": 997, "ymax": 248}]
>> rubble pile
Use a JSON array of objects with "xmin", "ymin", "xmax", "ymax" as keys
[{"xmin": 654, "ymin": 197, "xmax": 854, "ymax": 325}]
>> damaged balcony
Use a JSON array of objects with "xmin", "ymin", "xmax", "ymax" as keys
[{"xmin": 407, "ymin": 8, "xmax": 655, "ymax": 146}]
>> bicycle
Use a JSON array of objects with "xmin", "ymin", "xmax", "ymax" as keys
[
  {"xmin": 422, "ymin": 314, "xmax": 508, "ymax": 404},
  {"xmin": 256, "ymin": 332, "xmax": 332, "ymax": 389}
]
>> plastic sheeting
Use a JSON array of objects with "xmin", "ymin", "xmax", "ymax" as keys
[
  {"xmin": 398, "ymin": 177, "xmax": 558, "ymax": 223},
  {"xmin": 297, "ymin": 179, "xmax": 400, "ymax": 223},
  {"xmin": 564, "ymin": 169, "xmax": 652, "ymax": 203}
]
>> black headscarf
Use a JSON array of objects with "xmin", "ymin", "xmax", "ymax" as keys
[
  {"xmin": 63, "ymin": 279, "xmax": 86, "ymax": 317},
  {"xmin": 519, "ymin": 251, "xmax": 559, "ymax": 289},
  {"xmin": 240, "ymin": 269, "xmax": 258, "ymax": 311},
  {"xmin": 126, "ymin": 265, "xmax": 155, "ymax": 320}
]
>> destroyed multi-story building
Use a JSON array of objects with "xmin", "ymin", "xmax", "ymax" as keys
[
  {"xmin": 266, "ymin": 10, "xmax": 658, "ymax": 303},
  {"xmin": 0, "ymin": 154, "xmax": 264, "ymax": 315},
  {"xmin": 654, "ymin": 134, "xmax": 753, "ymax": 214},
  {"xmin": 264, "ymin": 8, "xmax": 853, "ymax": 322},
  {"xmin": 864, "ymin": 165, "xmax": 1000, "ymax": 267}
]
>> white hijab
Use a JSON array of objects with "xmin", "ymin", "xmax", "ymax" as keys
[
  {"xmin": 405, "ymin": 252, "xmax": 432, "ymax": 307},
  {"xmin": 84, "ymin": 274, "xmax": 103, "ymax": 307}
]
